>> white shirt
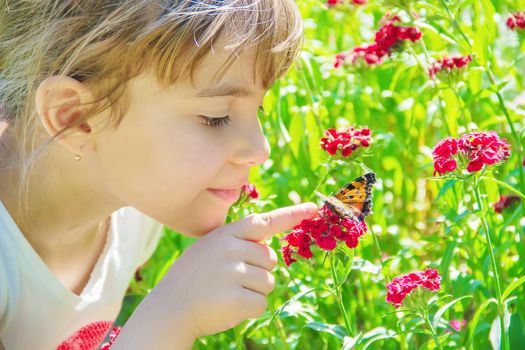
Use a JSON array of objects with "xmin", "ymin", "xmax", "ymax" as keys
[{"xmin": 0, "ymin": 200, "xmax": 163, "ymax": 349}]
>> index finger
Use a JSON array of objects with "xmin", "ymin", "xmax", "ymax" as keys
[{"xmin": 229, "ymin": 202, "xmax": 319, "ymax": 242}]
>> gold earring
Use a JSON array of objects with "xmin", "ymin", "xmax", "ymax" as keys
[{"xmin": 74, "ymin": 145, "xmax": 83, "ymax": 161}]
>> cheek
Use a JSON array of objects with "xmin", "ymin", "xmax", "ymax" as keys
[{"xmin": 96, "ymin": 116, "xmax": 231, "ymax": 234}]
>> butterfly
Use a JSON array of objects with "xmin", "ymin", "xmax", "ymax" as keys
[{"xmin": 314, "ymin": 172, "xmax": 376, "ymax": 222}]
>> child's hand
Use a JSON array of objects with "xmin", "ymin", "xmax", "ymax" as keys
[{"xmin": 149, "ymin": 202, "xmax": 318, "ymax": 338}]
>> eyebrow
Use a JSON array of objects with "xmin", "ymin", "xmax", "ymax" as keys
[{"xmin": 194, "ymin": 84, "xmax": 256, "ymax": 98}]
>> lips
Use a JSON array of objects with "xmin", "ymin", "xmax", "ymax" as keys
[{"xmin": 207, "ymin": 188, "xmax": 242, "ymax": 202}]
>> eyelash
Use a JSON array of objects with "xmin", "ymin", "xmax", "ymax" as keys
[
  {"xmin": 199, "ymin": 106, "xmax": 265, "ymax": 128},
  {"xmin": 199, "ymin": 115, "xmax": 231, "ymax": 128}
]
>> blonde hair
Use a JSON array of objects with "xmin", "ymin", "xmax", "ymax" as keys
[{"xmin": 0, "ymin": 0, "xmax": 303, "ymax": 218}]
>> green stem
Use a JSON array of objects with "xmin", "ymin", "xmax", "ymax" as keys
[
  {"xmin": 330, "ymin": 253, "xmax": 355, "ymax": 340},
  {"xmin": 472, "ymin": 178, "xmax": 509, "ymax": 350},
  {"xmin": 423, "ymin": 309, "xmax": 444, "ymax": 350},
  {"xmin": 274, "ymin": 316, "xmax": 290, "ymax": 350},
  {"xmin": 437, "ymin": 0, "xmax": 471, "ymax": 47},
  {"xmin": 398, "ymin": 331, "xmax": 409, "ymax": 350},
  {"xmin": 405, "ymin": 3, "xmax": 432, "ymax": 63}
]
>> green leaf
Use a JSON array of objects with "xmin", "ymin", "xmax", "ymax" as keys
[
  {"xmin": 303, "ymin": 321, "xmax": 347, "ymax": 340},
  {"xmin": 468, "ymin": 298, "xmax": 498, "ymax": 349},
  {"xmin": 438, "ymin": 241, "xmax": 456, "ymax": 283},
  {"xmin": 273, "ymin": 287, "xmax": 316, "ymax": 314},
  {"xmin": 489, "ymin": 304, "xmax": 511, "ymax": 350},
  {"xmin": 509, "ymin": 313, "xmax": 525, "ymax": 350},
  {"xmin": 480, "ymin": 176, "xmax": 525, "ymax": 201},
  {"xmin": 361, "ymin": 327, "xmax": 397, "ymax": 350},
  {"xmin": 452, "ymin": 209, "xmax": 473, "ymax": 223},
  {"xmin": 432, "ymin": 295, "xmax": 473, "ymax": 329},
  {"xmin": 332, "ymin": 247, "xmax": 353, "ymax": 288},
  {"xmin": 342, "ymin": 335, "xmax": 358, "ymax": 350},
  {"xmin": 502, "ymin": 276, "xmax": 525, "ymax": 301},
  {"xmin": 433, "ymin": 179, "xmax": 458, "ymax": 203}
]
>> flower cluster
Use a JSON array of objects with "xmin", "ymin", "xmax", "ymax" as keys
[
  {"xmin": 100, "ymin": 327, "xmax": 121, "ymax": 350},
  {"xmin": 327, "ymin": 0, "xmax": 367, "ymax": 7},
  {"xmin": 320, "ymin": 127, "xmax": 372, "ymax": 157},
  {"xmin": 432, "ymin": 131, "xmax": 511, "ymax": 176},
  {"xmin": 281, "ymin": 205, "xmax": 368, "ymax": 266},
  {"xmin": 494, "ymin": 195, "xmax": 521, "ymax": 213},
  {"xmin": 386, "ymin": 268, "xmax": 441, "ymax": 308},
  {"xmin": 232, "ymin": 183, "xmax": 259, "ymax": 209},
  {"xmin": 428, "ymin": 54, "xmax": 473, "ymax": 79},
  {"xmin": 506, "ymin": 12, "xmax": 525, "ymax": 30},
  {"xmin": 334, "ymin": 14, "xmax": 421, "ymax": 67},
  {"xmin": 241, "ymin": 183, "xmax": 259, "ymax": 199}
]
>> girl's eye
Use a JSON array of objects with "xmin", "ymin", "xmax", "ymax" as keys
[{"xmin": 199, "ymin": 115, "xmax": 231, "ymax": 128}]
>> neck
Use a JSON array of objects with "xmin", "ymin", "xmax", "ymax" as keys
[{"xmin": 0, "ymin": 141, "xmax": 122, "ymax": 261}]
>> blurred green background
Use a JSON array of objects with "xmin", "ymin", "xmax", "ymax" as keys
[{"xmin": 114, "ymin": 0, "xmax": 525, "ymax": 349}]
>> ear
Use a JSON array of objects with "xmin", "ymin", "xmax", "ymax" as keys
[{"xmin": 35, "ymin": 76, "xmax": 96, "ymax": 156}]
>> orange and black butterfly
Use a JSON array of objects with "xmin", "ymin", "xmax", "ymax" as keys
[{"xmin": 315, "ymin": 173, "xmax": 376, "ymax": 222}]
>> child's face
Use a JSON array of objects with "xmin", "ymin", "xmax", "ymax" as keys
[{"xmin": 96, "ymin": 48, "xmax": 270, "ymax": 237}]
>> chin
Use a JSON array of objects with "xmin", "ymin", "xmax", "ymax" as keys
[{"xmin": 175, "ymin": 213, "xmax": 228, "ymax": 238}]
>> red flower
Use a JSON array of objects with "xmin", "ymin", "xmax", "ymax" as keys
[
  {"xmin": 320, "ymin": 127, "xmax": 372, "ymax": 157},
  {"xmin": 432, "ymin": 137, "xmax": 459, "ymax": 175},
  {"xmin": 506, "ymin": 12, "xmax": 525, "ymax": 30},
  {"xmin": 335, "ymin": 14, "xmax": 421, "ymax": 67},
  {"xmin": 433, "ymin": 137, "xmax": 459, "ymax": 158},
  {"xmin": 233, "ymin": 183, "xmax": 260, "ymax": 208},
  {"xmin": 241, "ymin": 183, "xmax": 259, "ymax": 199},
  {"xmin": 494, "ymin": 195, "xmax": 521, "ymax": 213},
  {"xmin": 459, "ymin": 132, "xmax": 511, "ymax": 172},
  {"xmin": 282, "ymin": 244, "xmax": 297, "ymax": 266},
  {"xmin": 434, "ymin": 157, "xmax": 457, "ymax": 175},
  {"xmin": 281, "ymin": 205, "xmax": 368, "ymax": 266},
  {"xmin": 351, "ymin": 43, "xmax": 386, "ymax": 65},
  {"xmin": 449, "ymin": 319, "xmax": 467, "ymax": 332},
  {"xmin": 334, "ymin": 53, "xmax": 347, "ymax": 68},
  {"xmin": 432, "ymin": 131, "xmax": 510, "ymax": 176},
  {"xmin": 428, "ymin": 54, "xmax": 473, "ymax": 79},
  {"xmin": 327, "ymin": 0, "xmax": 367, "ymax": 7},
  {"xmin": 386, "ymin": 268, "xmax": 441, "ymax": 308}
]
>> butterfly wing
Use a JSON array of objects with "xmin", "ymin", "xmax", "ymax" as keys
[
  {"xmin": 332, "ymin": 172, "xmax": 376, "ymax": 221},
  {"xmin": 314, "ymin": 191, "xmax": 359, "ymax": 221},
  {"xmin": 314, "ymin": 172, "xmax": 376, "ymax": 221}
]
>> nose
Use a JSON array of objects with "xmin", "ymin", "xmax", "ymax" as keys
[{"xmin": 231, "ymin": 117, "xmax": 271, "ymax": 166}]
